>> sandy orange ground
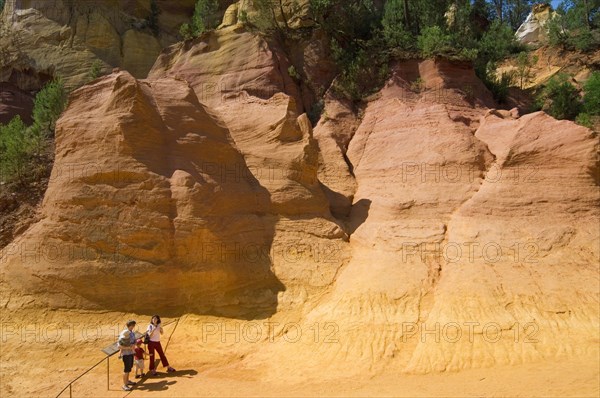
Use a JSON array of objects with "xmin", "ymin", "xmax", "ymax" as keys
[
  {"xmin": 65, "ymin": 357, "xmax": 600, "ymax": 398},
  {"xmin": 1, "ymin": 310, "xmax": 598, "ymax": 397}
]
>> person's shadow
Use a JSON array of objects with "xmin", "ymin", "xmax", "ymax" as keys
[
  {"xmin": 134, "ymin": 379, "xmax": 176, "ymax": 392},
  {"xmin": 151, "ymin": 369, "xmax": 198, "ymax": 379},
  {"xmin": 135, "ymin": 369, "xmax": 198, "ymax": 392}
]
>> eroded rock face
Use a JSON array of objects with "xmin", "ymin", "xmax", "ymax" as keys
[
  {"xmin": 0, "ymin": 28, "xmax": 598, "ymax": 376},
  {"xmin": 1, "ymin": 26, "xmax": 345, "ymax": 317},
  {"xmin": 148, "ymin": 25, "xmax": 303, "ymax": 112},
  {"xmin": 244, "ymin": 59, "xmax": 599, "ymax": 378},
  {"xmin": 515, "ymin": 3, "xmax": 554, "ymax": 45},
  {"xmin": 0, "ymin": 0, "xmax": 192, "ymax": 91},
  {"xmin": 148, "ymin": 25, "xmax": 347, "ymax": 310},
  {"xmin": 1, "ymin": 71, "xmax": 285, "ymax": 316},
  {"xmin": 219, "ymin": 0, "xmax": 312, "ymax": 29}
]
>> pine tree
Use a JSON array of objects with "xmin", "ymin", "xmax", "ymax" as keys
[{"xmin": 180, "ymin": 0, "xmax": 219, "ymax": 39}]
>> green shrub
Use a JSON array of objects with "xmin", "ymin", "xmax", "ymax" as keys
[
  {"xmin": 88, "ymin": 60, "xmax": 103, "ymax": 81},
  {"xmin": 417, "ymin": 26, "xmax": 453, "ymax": 57},
  {"xmin": 582, "ymin": 71, "xmax": 600, "ymax": 115},
  {"xmin": 547, "ymin": 2, "xmax": 599, "ymax": 51},
  {"xmin": 478, "ymin": 20, "xmax": 520, "ymax": 64},
  {"xmin": 382, "ymin": 0, "xmax": 414, "ymax": 50},
  {"xmin": 457, "ymin": 47, "xmax": 479, "ymax": 60},
  {"xmin": 309, "ymin": 1, "xmax": 388, "ymax": 100},
  {"xmin": 309, "ymin": 0, "xmax": 333, "ymax": 16},
  {"xmin": 287, "ymin": 65, "xmax": 300, "ymax": 81},
  {"xmin": 30, "ymin": 78, "xmax": 68, "ymax": 142},
  {"xmin": 547, "ymin": 11, "xmax": 570, "ymax": 48},
  {"xmin": 0, "ymin": 79, "xmax": 67, "ymax": 183},
  {"xmin": 536, "ymin": 74, "xmax": 581, "ymax": 120},
  {"xmin": 179, "ymin": 23, "xmax": 194, "ymax": 40},
  {"xmin": 570, "ymin": 27, "xmax": 595, "ymax": 51},
  {"xmin": 0, "ymin": 116, "xmax": 29, "ymax": 182},
  {"xmin": 181, "ymin": 0, "xmax": 219, "ymax": 39},
  {"xmin": 575, "ymin": 112, "xmax": 593, "ymax": 128},
  {"xmin": 239, "ymin": 9, "xmax": 248, "ymax": 24},
  {"xmin": 249, "ymin": 0, "xmax": 295, "ymax": 32},
  {"xmin": 515, "ymin": 51, "xmax": 538, "ymax": 89},
  {"xmin": 484, "ymin": 70, "xmax": 515, "ymax": 104},
  {"xmin": 473, "ymin": 20, "xmax": 525, "ymax": 104}
]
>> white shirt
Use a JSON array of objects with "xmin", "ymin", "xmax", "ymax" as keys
[{"xmin": 147, "ymin": 324, "xmax": 162, "ymax": 342}]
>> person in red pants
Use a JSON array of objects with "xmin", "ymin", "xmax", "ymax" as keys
[{"xmin": 146, "ymin": 315, "xmax": 176, "ymax": 375}]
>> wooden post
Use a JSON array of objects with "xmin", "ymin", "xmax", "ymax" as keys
[{"xmin": 69, "ymin": 384, "xmax": 72, "ymax": 398}]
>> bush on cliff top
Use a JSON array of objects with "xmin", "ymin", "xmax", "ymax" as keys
[
  {"xmin": 582, "ymin": 71, "xmax": 600, "ymax": 115},
  {"xmin": 547, "ymin": 0, "xmax": 600, "ymax": 52},
  {"xmin": 308, "ymin": 0, "xmax": 526, "ymax": 102},
  {"xmin": 180, "ymin": 0, "xmax": 219, "ymax": 40},
  {"xmin": 0, "ymin": 78, "xmax": 67, "ymax": 184},
  {"xmin": 535, "ymin": 73, "xmax": 581, "ymax": 120}
]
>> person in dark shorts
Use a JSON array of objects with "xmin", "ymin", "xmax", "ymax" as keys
[{"xmin": 118, "ymin": 320, "xmax": 137, "ymax": 391}]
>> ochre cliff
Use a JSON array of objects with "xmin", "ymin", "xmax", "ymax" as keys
[
  {"xmin": 0, "ymin": 0, "xmax": 196, "ymax": 91},
  {"xmin": 0, "ymin": 17, "xmax": 598, "ymax": 387}
]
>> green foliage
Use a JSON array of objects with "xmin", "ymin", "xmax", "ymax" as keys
[
  {"xmin": 484, "ymin": 70, "xmax": 515, "ymax": 103},
  {"xmin": 508, "ymin": 0, "xmax": 535, "ymax": 30},
  {"xmin": 413, "ymin": 0, "xmax": 454, "ymax": 31},
  {"xmin": 530, "ymin": 71, "xmax": 600, "ymax": 124},
  {"xmin": 88, "ymin": 60, "xmax": 103, "ymax": 81},
  {"xmin": 471, "ymin": 0, "xmax": 492, "ymax": 29},
  {"xmin": 310, "ymin": 0, "xmax": 383, "ymax": 44},
  {"xmin": 547, "ymin": 0, "xmax": 600, "ymax": 51},
  {"xmin": 515, "ymin": 51, "xmax": 538, "ymax": 89},
  {"xmin": 473, "ymin": 20, "xmax": 523, "ymax": 102},
  {"xmin": 147, "ymin": 0, "xmax": 161, "ymax": 36},
  {"xmin": 0, "ymin": 0, "xmax": 4, "ymax": 13},
  {"xmin": 194, "ymin": 0, "xmax": 219, "ymax": 33},
  {"xmin": 582, "ymin": 71, "xmax": 600, "ymax": 115},
  {"xmin": 181, "ymin": 0, "xmax": 219, "ymax": 39},
  {"xmin": 410, "ymin": 77, "xmax": 424, "ymax": 92},
  {"xmin": 239, "ymin": 9, "xmax": 248, "ymax": 24},
  {"xmin": 487, "ymin": 0, "xmax": 534, "ymax": 29},
  {"xmin": 0, "ymin": 116, "xmax": 29, "ymax": 182},
  {"xmin": 417, "ymin": 26, "xmax": 453, "ymax": 57},
  {"xmin": 310, "ymin": 0, "xmax": 387, "ymax": 100},
  {"xmin": 575, "ymin": 112, "xmax": 593, "ymax": 127},
  {"xmin": 570, "ymin": 27, "xmax": 595, "ymax": 51},
  {"xmin": 309, "ymin": 0, "xmax": 332, "ymax": 16},
  {"xmin": 179, "ymin": 23, "xmax": 194, "ymax": 40},
  {"xmin": 305, "ymin": 0, "xmax": 593, "ymax": 105},
  {"xmin": 478, "ymin": 20, "xmax": 520, "ymax": 66},
  {"xmin": 0, "ymin": 79, "xmax": 67, "ymax": 183},
  {"xmin": 248, "ymin": 0, "xmax": 302, "ymax": 33},
  {"xmin": 382, "ymin": 0, "xmax": 415, "ymax": 49},
  {"xmin": 547, "ymin": 9, "xmax": 570, "ymax": 47},
  {"xmin": 30, "ymin": 78, "xmax": 68, "ymax": 142},
  {"xmin": 287, "ymin": 65, "xmax": 300, "ymax": 81},
  {"xmin": 536, "ymin": 73, "xmax": 581, "ymax": 120}
]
